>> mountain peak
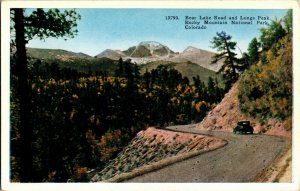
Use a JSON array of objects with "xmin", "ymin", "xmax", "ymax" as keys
[
  {"xmin": 183, "ymin": 46, "xmax": 200, "ymax": 53},
  {"xmin": 95, "ymin": 49, "xmax": 125, "ymax": 60},
  {"xmin": 128, "ymin": 41, "xmax": 173, "ymax": 58},
  {"xmin": 138, "ymin": 41, "xmax": 166, "ymax": 50},
  {"xmin": 139, "ymin": 41, "xmax": 162, "ymax": 45}
]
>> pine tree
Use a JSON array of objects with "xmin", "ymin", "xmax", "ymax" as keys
[
  {"xmin": 247, "ymin": 37, "xmax": 261, "ymax": 65},
  {"xmin": 11, "ymin": 8, "xmax": 80, "ymax": 182},
  {"xmin": 283, "ymin": 10, "xmax": 292, "ymax": 34},
  {"xmin": 260, "ymin": 19, "xmax": 286, "ymax": 51},
  {"xmin": 143, "ymin": 69, "xmax": 151, "ymax": 88},
  {"xmin": 207, "ymin": 77, "xmax": 216, "ymax": 103},
  {"xmin": 115, "ymin": 57, "xmax": 124, "ymax": 77},
  {"xmin": 210, "ymin": 31, "xmax": 239, "ymax": 87}
]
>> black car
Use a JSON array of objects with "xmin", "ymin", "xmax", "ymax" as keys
[{"xmin": 233, "ymin": 121, "xmax": 253, "ymax": 134}]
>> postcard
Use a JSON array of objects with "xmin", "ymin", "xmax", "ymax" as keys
[{"xmin": 1, "ymin": 1, "xmax": 299, "ymax": 191}]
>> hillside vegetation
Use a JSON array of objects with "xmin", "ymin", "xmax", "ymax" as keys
[
  {"xmin": 238, "ymin": 10, "xmax": 292, "ymax": 123},
  {"xmin": 238, "ymin": 36, "xmax": 292, "ymax": 121},
  {"xmin": 196, "ymin": 10, "xmax": 292, "ymax": 136}
]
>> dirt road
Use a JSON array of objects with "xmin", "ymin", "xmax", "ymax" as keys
[{"xmin": 126, "ymin": 125, "xmax": 289, "ymax": 182}]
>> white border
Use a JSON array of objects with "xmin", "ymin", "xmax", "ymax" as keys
[{"xmin": 1, "ymin": 1, "xmax": 300, "ymax": 191}]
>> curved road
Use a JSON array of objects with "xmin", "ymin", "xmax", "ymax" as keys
[{"xmin": 126, "ymin": 125, "xmax": 289, "ymax": 182}]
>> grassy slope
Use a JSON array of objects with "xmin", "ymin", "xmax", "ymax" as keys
[
  {"xmin": 139, "ymin": 60, "xmax": 223, "ymax": 84},
  {"xmin": 27, "ymin": 47, "xmax": 92, "ymax": 59}
]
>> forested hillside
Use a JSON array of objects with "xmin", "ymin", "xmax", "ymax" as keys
[
  {"xmin": 139, "ymin": 60, "xmax": 222, "ymax": 83},
  {"xmin": 196, "ymin": 10, "xmax": 292, "ymax": 136},
  {"xmin": 238, "ymin": 10, "xmax": 292, "ymax": 123},
  {"xmin": 12, "ymin": 51, "xmax": 226, "ymax": 182}
]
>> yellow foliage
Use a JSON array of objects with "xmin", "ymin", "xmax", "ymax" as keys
[
  {"xmin": 191, "ymin": 100, "xmax": 195, "ymax": 108},
  {"xmin": 195, "ymin": 101, "xmax": 206, "ymax": 112},
  {"xmin": 177, "ymin": 84, "xmax": 182, "ymax": 92},
  {"xmin": 97, "ymin": 130, "xmax": 122, "ymax": 161},
  {"xmin": 183, "ymin": 85, "xmax": 190, "ymax": 94},
  {"xmin": 238, "ymin": 35, "xmax": 292, "ymax": 120}
]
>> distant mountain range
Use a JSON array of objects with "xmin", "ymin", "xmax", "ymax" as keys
[
  {"xmin": 27, "ymin": 47, "xmax": 92, "ymax": 61},
  {"xmin": 27, "ymin": 41, "xmax": 223, "ymax": 83},
  {"xmin": 27, "ymin": 48, "xmax": 118, "ymax": 75},
  {"xmin": 95, "ymin": 41, "xmax": 223, "ymax": 72}
]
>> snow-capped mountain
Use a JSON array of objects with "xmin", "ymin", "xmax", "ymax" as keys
[{"xmin": 95, "ymin": 41, "xmax": 223, "ymax": 72}]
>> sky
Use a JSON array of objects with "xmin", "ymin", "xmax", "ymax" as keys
[{"xmin": 27, "ymin": 9, "xmax": 288, "ymax": 57}]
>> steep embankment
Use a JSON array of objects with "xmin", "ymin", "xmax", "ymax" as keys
[
  {"xmin": 195, "ymin": 79, "xmax": 292, "ymax": 182},
  {"xmin": 91, "ymin": 127, "xmax": 227, "ymax": 182},
  {"xmin": 196, "ymin": 81, "xmax": 292, "ymax": 138}
]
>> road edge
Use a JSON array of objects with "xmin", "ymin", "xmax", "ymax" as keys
[
  {"xmin": 254, "ymin": 138, "xmax": 292, "ymax": 182},
  {"xmin": 101, "ymin": 139, "xmax": 228, "ymax": 182}
]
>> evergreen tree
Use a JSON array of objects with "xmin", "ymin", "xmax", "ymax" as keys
[
  {"xmin": 133, "ymin": 64, "xmax": 140, "ymax": 81},
  {"xmin": 143, "ymin": 69, "xmax": 151, "ymax": 88},
  {"xmin": 247, "ymin": 37, "xmax": 261, "ymax": 65},
  {"xmin": 207, "ymin": 77, "xmax": 216, "ymax": 103},
  {"xmin": 115, "ymin": 57, "xmax": 124, "ymax": 77},
  {"xmin": 260, "ymin": 19, "xmax": 286, "ymax": 51},
  {"xmin": 11, "ymin": 8, "xmax": 80, "ymax": 182},
  {"xmin": 283, "ymin": 10, "xmax": 292, "ymax": 34},
  {"xmin": 124, "ymin": 59, "xmax": 134, "ymax": 82},
  {"xmin": 237, "ymin": 52, "xmax": 250, "ymax": 72},
  {"xmin": 210, "ymin": 31, "xmax": 239, "ymax": 87}
]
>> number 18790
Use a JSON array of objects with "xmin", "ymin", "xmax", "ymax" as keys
[{"xmin": 165, "ymin": 16, "xmax": 179, "ymax": 20}]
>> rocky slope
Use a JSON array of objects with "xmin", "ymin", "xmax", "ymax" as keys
[
  {"xmin": 196, "ymin": 81, "xmax": 292, "ymax": 138},
  {"xmin": 91, "ymin": 127, "xmax": 226, "ymax": 182}
]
